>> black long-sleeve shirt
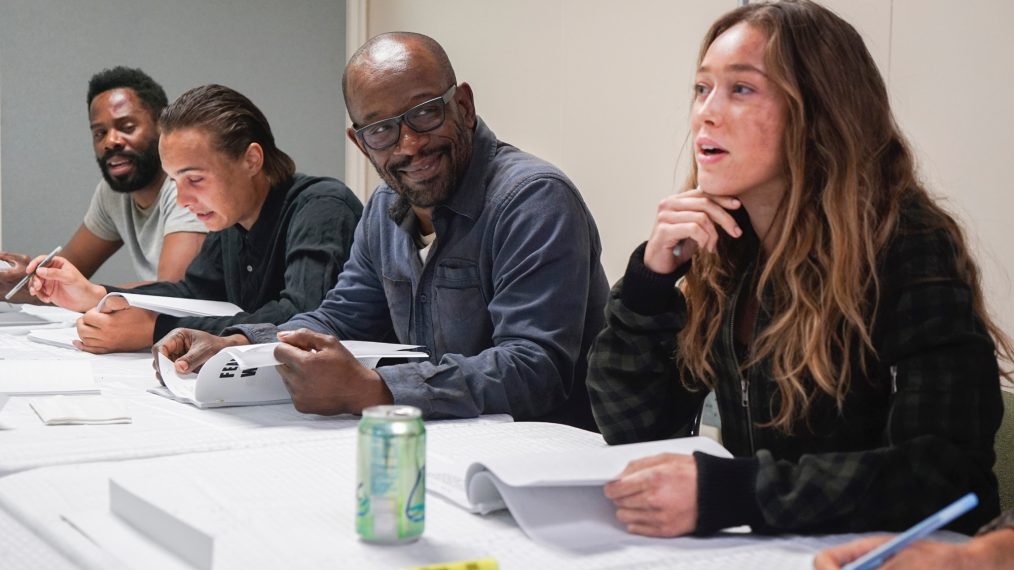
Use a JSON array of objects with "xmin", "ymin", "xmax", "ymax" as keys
[
  {"xmin": 587, "ymin": 203, "xmax": 1002, "ymax": 535},
  {"xmin": 106, "ymin": 174, "xmax": 362, "ymax": 342}
]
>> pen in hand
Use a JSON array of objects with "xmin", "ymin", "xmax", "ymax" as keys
[
  {"xmin": 671, "ymin": 239, "xmax": 687, "ymax": 257},
  {"xmin": 841, "ymin": 492, "xmax": 978, "ymax": 570},
  {"xmin": 5, "ymin": 246, "xmax": 62, "ymax": 301}
]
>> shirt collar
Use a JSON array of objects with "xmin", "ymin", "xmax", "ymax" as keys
[
  {"xmin": 242, "ymin": 176, "xmax": 291, "ymax": 251},
  {"xmin": 438, "ymin": 116, "xmax": 497, "ymax": 222}
]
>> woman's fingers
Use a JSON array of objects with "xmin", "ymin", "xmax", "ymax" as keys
[{"xmin": 658, "ymin": 193, "xmax": 742, "ymax": 240}]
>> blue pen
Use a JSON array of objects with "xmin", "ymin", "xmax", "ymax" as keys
[{"xmin": 841, "ymin": 492, "xmax": 978, "ymax": 570}]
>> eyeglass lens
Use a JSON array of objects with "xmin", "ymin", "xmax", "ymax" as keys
[{"xmin": 362, "ymin": 99, "xmax": 446, "ymax": 150}]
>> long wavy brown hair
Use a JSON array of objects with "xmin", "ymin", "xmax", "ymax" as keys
[{"xmin": 678, "ymin": 0, "xmax": 1014, "ymax": 432}]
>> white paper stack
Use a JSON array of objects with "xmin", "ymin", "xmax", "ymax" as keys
[
  {"xmin": 109, "ymin": 473, "xmax": 218, "ymax": 570},
  {"xmin": 0, "ymin": 361, "xmax": 97, "ymax": 395},
  {"xmin": 27, "ymin": 327, "xmax": 81, "ymax": 350},
  {"xmin": 30, "ymin": 396, "xmax": 131, "ymax": 425}
]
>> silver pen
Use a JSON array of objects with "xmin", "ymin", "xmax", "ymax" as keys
[
  {"xmin": 671, "ymin": 239, "xmax": 687, "ymax": 257},
  {"xmin": 5, "ymin": 246, "xmax": 62, "ymax": 301}
]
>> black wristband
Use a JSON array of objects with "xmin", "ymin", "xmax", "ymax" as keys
[
  {"xmin": 693, "ymin": 452, "xmax": 765, "ymax": 535},
  {"xmin": 153, "ymin": 314, "xmax": 181, "ymax": 343},
  {"xmin": 619, "ymin": 242, "xmax": 689, "ymax": 315}
]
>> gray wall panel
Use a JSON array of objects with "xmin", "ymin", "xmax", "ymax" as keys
[{"xmin": 0, "ymin": 0, "xmax": 347, "ymax": 284}]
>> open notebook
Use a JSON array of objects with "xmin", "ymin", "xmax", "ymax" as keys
[{"xmin": 154, "ymin": 341, "xmax": 427, "ymax": 408}]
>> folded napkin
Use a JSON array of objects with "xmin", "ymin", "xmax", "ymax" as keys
[{"xmin": 30, "ymin": 395, "xmax": 131, "ymax": 425}]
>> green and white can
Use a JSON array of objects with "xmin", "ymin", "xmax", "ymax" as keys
[{"xmin": 355, "ymin": 405, "xmax": 426, "ymax": 543}]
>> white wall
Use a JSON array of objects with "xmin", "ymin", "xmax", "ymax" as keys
[
  {"xmin": 0, "ymin": 0, "xmax": 347, "ymax": 284},
  {"xmin": 888, "ymin": 0, "xmax": 1014, "ymax": 341},
  {"xmin": 358, "ymin": 0, "xmax": 1014, "ymax": 337}
]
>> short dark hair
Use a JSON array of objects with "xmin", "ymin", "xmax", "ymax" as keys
[
  {"xmin": 159, "ymin": 84, "xmax": 295, "ymax": 187},
  {"xmin": 87, "ymin": 66, "xmax": 168, "ymax": 118},
  {"xmin": 342, "ymin": 32, "xmax": 456, "ymax": 111}
]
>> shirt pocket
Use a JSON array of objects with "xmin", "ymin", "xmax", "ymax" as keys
[
  {"xmin": 432, "ymin": 260, "xmax": 491, "ymax": 354},
  {"xmin": 381, "ymin": 272, "xmax": 413, "ymax": 340},
  {"xmin": 433, "ymin": 261, "xmax": 487, "ymax": 321}
]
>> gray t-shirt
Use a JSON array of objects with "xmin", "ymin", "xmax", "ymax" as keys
[{"xmin": 82, "ymin": 176, "xmax": 207, "ymax": 281}]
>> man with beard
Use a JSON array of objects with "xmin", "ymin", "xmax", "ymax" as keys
[
  {"xmin": 152, "ymin": 32, "xmax": 609, "ymax": 429},
  {"xmin": 27, "ymin": 84, "xmax": 362, "ymax": 354},
  {"xmin": 0, "ymin": 67, "xmax": 206, "ymax": 302}
]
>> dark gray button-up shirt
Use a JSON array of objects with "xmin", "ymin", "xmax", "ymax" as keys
[{"xmin": 233, "ymin": 119, "xmax": 608, "ymax": 428}]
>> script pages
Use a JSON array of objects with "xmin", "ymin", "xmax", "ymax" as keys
[
  {"xmin": 435, "ymin": 432, "xmax": 732, "ymax": 550},
  {"xmin": 27, "ymin": 295, "xmax": 245, "ymax": 351},
  {"xmin": 154, "ymin": 341, "xmax": 427, "ymax": 408},
  {"xmin": 96, "ymin": 293, "xmax": 243, "ymax": 317}
]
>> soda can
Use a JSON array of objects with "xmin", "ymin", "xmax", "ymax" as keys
[{"xmin": 356, "ymin": 405, "xmax": 426, "ymax": 543}]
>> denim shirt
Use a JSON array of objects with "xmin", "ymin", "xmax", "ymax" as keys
[{"xmin": 233, "ymin": 119, "xmax": 608, "ymax": 428}]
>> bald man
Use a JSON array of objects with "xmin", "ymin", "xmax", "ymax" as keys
[{"xmin": 156, "ymin": 32, "xmax": 608, "ymax": 429}]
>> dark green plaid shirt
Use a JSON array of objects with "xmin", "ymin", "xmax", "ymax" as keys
[{"xmin": 587, "ymin": 205, "xmax": 1002, "ymax": 535}]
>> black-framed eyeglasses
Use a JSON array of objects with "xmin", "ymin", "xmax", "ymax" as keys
[{"xmin": 354, "ymin": 85, "xmax": 457, "ymax": 151}]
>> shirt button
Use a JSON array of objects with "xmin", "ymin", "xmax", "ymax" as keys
[
  {"xmin": 246, "ymin": 265, "xmax": 253, "ymax": 272},
  {"xmin": 419, "ymin": 294, "xmax": 428, "ymax": 303}
]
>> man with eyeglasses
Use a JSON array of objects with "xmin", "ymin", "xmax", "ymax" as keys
[{"xmin": 154, "ymin": 32, "xmax": 609, "ymax": 429}]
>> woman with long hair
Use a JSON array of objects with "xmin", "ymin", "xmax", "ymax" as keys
[{"xmin": 588, "ymin": 0, "xmax": 1013, "ymax": 537}]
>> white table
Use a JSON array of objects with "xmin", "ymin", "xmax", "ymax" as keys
[
  {"xmin": 0, "ymin": 507, "xmax": 81, "ymax": 570},
  {"xmin": 0, "ymin": 421, "xmax": 863, "ymax": 570},
  {"xmin": 0, "ymin": 316, "xmax": 930, "ymax": 570},
  {"xmin": 0, "ymin": 332, "xmax": 365, "ymax": 476}
]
